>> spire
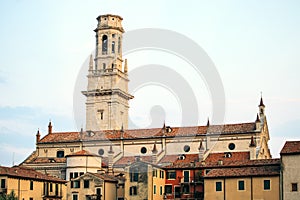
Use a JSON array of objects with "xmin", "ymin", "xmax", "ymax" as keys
[
  {"xmin": 108, "ymin": 145, "xmax": 114, "ymax": 154},
  {"xmin": 120, "ymin": 123, "xmax": 124, "ymax": 132},
  {"xmin": 152, "ymin": 142, "xmax": 158, "ymax": 154},
  {"xmin": 124, "ymin": 59, "xmax": 128, "ymax": 73},
  {"xmin": 198, "ymin": 140, "xmax": 204, "ymax": 150},
  {"xmin": 89, "ymin": 54, "xmax": 93, "ymax": 71},
  {"xmin": 206, "ymin": 118, "xmax": 210, "ymax": 126},
  {"xmin": 36, "ymin": 129, "xmax": 41, "ymax": 143},
  {"xmin": 249, "ymin": 136, "xmax": 256, "ymax": 147},
  {"xmin": 259, "ymin": 97, "xmax": 265, "ymax": 107},
  {"xmin": 48, "ymin": 121, "xmax": 52, "ymax": 134},
  {"xmin": 255, "ymin": 113, "xmax": 260, "ymax": 122},
  {"xmin": 162, "ymin": 121, "xmax": 166, "ymax": 134}
]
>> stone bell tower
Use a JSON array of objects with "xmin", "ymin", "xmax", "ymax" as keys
[{"xmin": 82, "ymin": 14, "xmax": 133, "ymax": 131}]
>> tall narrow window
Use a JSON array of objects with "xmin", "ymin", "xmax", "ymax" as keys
[
  {"xmin": 100, "ymin": 111, "xmax": 103, "ymax": 120},
  {"xmin": 30, "ymin": 181, "xmax": 34, "ymax": 190},
  {"xmin": 118, "ymin": 37, "xmax": 121, "ymax": 53},
  {"xmin": 103, "ymin": 63, "xmax": 106, "ymax": 70},
  {"xmin": 102, "ymin": 35, "xmax": 108, "ymax": 54},
  {"xmin": 153, "ymin": 185, "xmax": 156, "ymax": 194},
  {"xmin": 84, "ymin": 180, "xmax": 90, "ymax": 188},
  {"xmin": 96, "ymin": 188, "xmax": 101, "ymax": 200},
  {"xmin": 264, "ymin": 180, "xmax": 271, "ymax": 190},
  {"xmin": 216, "ymin": 181, "xmax": 222, "ymax": 191},
  {"xmin": 0, "ymin": 179, "xmax": 6, "ymax": 188},
  {"xmin": 238, "ymin": 180, "xmax": 245, "ymax": 190},
  {"xmin": 112, "ymin": 41, "xmax": 115, "ymax": 53},
  {"xmin": 72, "ymin": 194, "xmax": 78, "ymax": 200},
  {"xmin": 55, "ymin": 184, "xmax": 59, "ymax": 196},
  {"xmin": 160, "ymin": 186, "xmax": 163, "ymax": 195},
  {"xmin": 292, "ymin": 183, "xmax": 298, "ymax": 192}
]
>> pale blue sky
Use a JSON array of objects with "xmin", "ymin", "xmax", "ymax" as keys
[{"xmin": 0, "ymin": 0, "xmax": 300, "ymax": 166}]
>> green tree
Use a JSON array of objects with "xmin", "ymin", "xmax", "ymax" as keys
[{"xmin": 0, "ymin": 190, "xmax": 17, "ymax": 200}]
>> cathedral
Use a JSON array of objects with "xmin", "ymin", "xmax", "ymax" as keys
[{"xmin": 21, "ymin": 14, "xmax": 272, "ymax": 181}]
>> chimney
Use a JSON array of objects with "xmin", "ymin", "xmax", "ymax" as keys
[{"xmin": 48, "ymin": 121, "xmax": 52, "ymax": 134}]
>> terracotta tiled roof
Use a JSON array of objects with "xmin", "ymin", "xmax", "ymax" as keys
[
  {"xmin": 39, "ymin": 132, "xmax": 80, "ymax": 143},
  {"xmin": 161, "ymin": 154, "xmax": 199, "ymax": 168},
  {"xmin": 91, "ymin": 173, "xmax": 120, "ymax": 182},
  {"xmin": 39, "ymin": 122, "xmax": 256, "ymax": 143},
  {"xmin": 0, "ymin": 166, "xmax": 66, "ymax": 183},
  {"xmin": 205, "ymin": 165, "xmax": 280, "ymax": 178},
  {"xmin": 203, "ymin": 152, "xmax": 250, "ymax": 167},
  {"xmin": 66, "ymin": 149, "xmax": 99, "ymax": 157},
  {"xmin": 280, "ymin": 141, "xmax": 300, "ymax": 155},
  {"xmin": 25, "ymin": 157, "xmax": 66, "ymax": 164}
]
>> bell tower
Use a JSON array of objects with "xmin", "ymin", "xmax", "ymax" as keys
[{"xmin": 82, "ymin": 14, "xmax": 133, "ymax": 131}]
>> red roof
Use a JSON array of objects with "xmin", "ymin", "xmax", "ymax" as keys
[
  {"xmin": 0, "ymin": 166, "xmax": 66, "ymax": 183},
  {"xmin": 205, "ymin": 165, "xmax": 280, "ymax": 178},
  {"xmin": 39, "ymin": 122, "xmax": 256, "ymax": 143},
  {"xmin": 280, "ymin": 141, "xmax": 300, "ymax": 155},
  {"xmin": 66, "ymin": 150, "xmax": 99, "ymax": 157}
]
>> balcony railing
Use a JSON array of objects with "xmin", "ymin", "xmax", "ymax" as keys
[{"xmin": 164, "ymin": 191, "xmax": 204, "ymax": 200}]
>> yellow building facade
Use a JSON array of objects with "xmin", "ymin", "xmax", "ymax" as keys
[{"xmin": 0, "ymin": 166, "xmax": 67, "ymax": 200}]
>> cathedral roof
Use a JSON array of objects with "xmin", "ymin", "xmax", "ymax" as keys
[
  {"xmin": 38, "ymin": 122, "xmax": 257, "ymax": 143},
  {"xmin": 280, "ymin": 141, "xmax": 300, "ymax": 155},
  {"xmin": 0, "ymin": 166, "xmax": 66, "ymax": 183}
]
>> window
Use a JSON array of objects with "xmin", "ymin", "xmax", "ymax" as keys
[
  {"xmin": 153, "ymin": 185, "xmax": 156, "ymax": 194},
  {"xmin": 74, "ymin": 172, "xmax": 79, "ymax": 178},
  {"xmin": 55, "ymin": 184, "xmax": 59, "ymax": 196},
  {"xmin": 118, "ymin": 37, "xmax": 121, "ymax": 53},
  {"xmin": 216, "ymin": 181, "xmax": 222, "ymax": 191},
  {"xmin": 0, "ymin": 179, "xmax": 6, "ymax": 188},
  {"xmin": 160, "ymin": 170, "xmax": 164, "ymax": 179},
  {"xmin": 228, "ymin": 143, "xmax": 236, "ymax": 150},
  {"xmin": 160, "ymin": 186, "xmax": 163, "ymax": 195},
  {"xmin": 56, "ymin": 150, "xmax": 64, "ymax": 158},
  {"xmin": 80, "ymin": 172, "xmax": 84, "ymax": 176},
  {"xmin": 166, "ymin": 171, "xmax": 176, "ymax": 179},
  {"xmin": 292, "ymin": 183, "xmax": 298, "ymax": 192},
  {"xmin": 183, "ymin": 145, "xmax": 190, "ymax": 152},
  {"xmin": 72, "ymin": 194, "xmax": 78, "ymax": 200},
  {"xmin": 141, "ymin": 147, "xmax": 147, "ymax": 154},
  {"xmin": 102, "ymin": 35, "xmax": 108, "ymax": 54},
  {"xmin": 102, "ymin": 63, "xmax": 106, "ymax": 70},
  {"xmin": 130, "ymin": 168, "xmax": 139, "ymax": 182},
  {"xmin": 165, "ymin": 185, "xmax": 172, "ymax": 194},
  {"xmin": 30, "ymin": 181, "xmax": 34, "ymax": 190},
  {"xmin": 183, "ymin": 170, "xmax": 190, "ymax": 182},
  {"xmin": 238, "ymin": 180, "xmax": 245, "ymax": 191},
  {"xmin": 264, "ymin": 180, "xmax": 270, "ymax": 190},
  {"xmin": 153, "ymin": 169, "xmax": 157, "ymax": 177},
  {"xmin": 50, "ymin": 183, "xmax": 53, "ymax": 192},
  {"xmin": 70, "ymin": 172, "xmax": 74, "ymax": 180},
  {"xmin": 72, "ymin": 181, "xmax": 80, "ymax": 188},
  {"xmin": 98, "ymin": 148, "xmax": 104, "ymax": 156},
  {"xmin": 29, "ymin": 198, "xmax": 33, "ymax": 200},
  {"xmin": 84, "ymin": 180, "xmax": 90, "ymax": 188},
  {"xmin": 183, "ymin": 185, "xmax": 190, "ymax": 194},
  {"xmin": 112, "ymin": 41, "xmax": 115, "ymax": 53},
  {"xmin": 96, "ymin": 188, "xmax": 101, "ymax": 200},
  {"xmin": 129, "ymin": 186, "xmax": 137, "ymax": 195}
]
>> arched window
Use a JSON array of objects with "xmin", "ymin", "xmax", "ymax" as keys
[
  {"xmin": 112, "ymin": 41, "xmax": 115, "ymax": 53},
  {"xmin": 118, "ymin": 37, "xmax": 121, "ymax": 53},
  {"xmin": 102, "ymin": 35, "xmax": 108, "ymax": 54},
  {"xmin": 103, "ymin": 63, "xmax": 106, "ymax": 70}
]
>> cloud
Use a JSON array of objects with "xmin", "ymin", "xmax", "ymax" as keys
[{"xmin": 0, "ymin": 143, "xmax": 33, "ymax": 166}]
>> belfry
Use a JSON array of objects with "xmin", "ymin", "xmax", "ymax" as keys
[{"xmin": 82, "ymin": 14, "xmax": 133, "ymax": 131}]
